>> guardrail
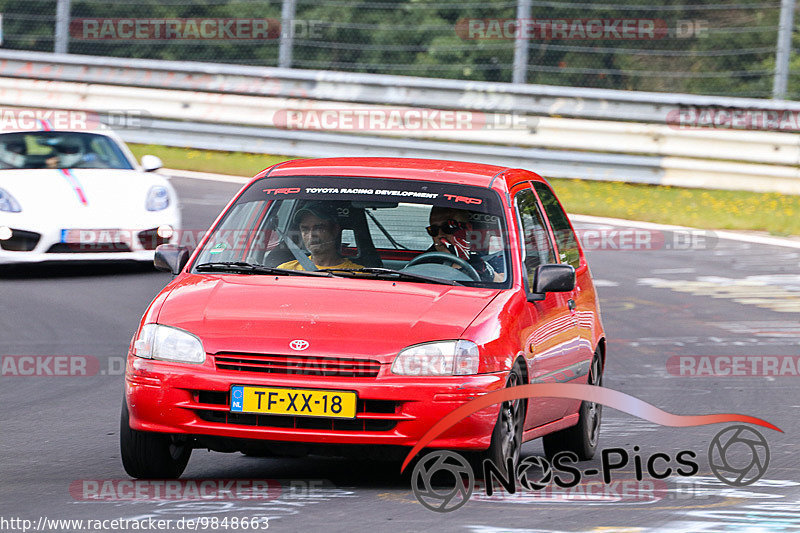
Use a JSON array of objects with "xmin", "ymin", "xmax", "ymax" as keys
[
  {"xmin": 3, "ymin": 49, "xmax": 800, "ymax": 124},
  {"xmin": 123, "ymin": 118, "xmax": 664, "ymax": 184},
  {"xmin": 2, "ymin": 76, "xmax": 798, "ymax": 167},
  {"xmin": 0, "ymin": 50, "xmax": 799, "ymax": 194},
  {"xmin": 117, "ymin": 119, "xmax": 800, "ymax": 194}
]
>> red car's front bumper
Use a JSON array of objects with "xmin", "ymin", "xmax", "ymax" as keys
[{"xmin": 125, "ymin": 354, "xmax": 506, "ymax": 450}]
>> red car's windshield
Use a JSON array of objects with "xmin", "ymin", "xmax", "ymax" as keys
[{"xmin": 192, "ymin": 175, "xmax": 512, "ymax": 287}]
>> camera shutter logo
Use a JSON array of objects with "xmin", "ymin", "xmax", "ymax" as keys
[
  {"xmin": 289, "ymin": 339, "xmax": 309, "ymax": 351},
  {"xmin": 411, "ymin": 451, "xmax": 473, "ymax": 513},
  {"xmin": 517, "ymin": 455, "xmax": 554, "ymax": 490},
  {"xmin": 708, "ymin": 425, "xmax": 770, "ymax": 486}
]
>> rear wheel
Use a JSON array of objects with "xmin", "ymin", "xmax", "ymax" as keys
[
  {"xmin": 543, "ymin": 352, "xmax": 603, "ymax": 461},
  {"xmin": 120, "ymin": 399, "xmax": 191, "ymax": 479}
]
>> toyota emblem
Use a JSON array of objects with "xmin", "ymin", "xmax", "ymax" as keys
[{"xmin": 289, "ymin": 339, "xmax": 309, "ymax": 351}]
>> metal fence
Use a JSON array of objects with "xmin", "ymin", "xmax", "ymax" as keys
[{"xmin": 2, "ymin": 0, "xmax": 799, "ymax": 99}]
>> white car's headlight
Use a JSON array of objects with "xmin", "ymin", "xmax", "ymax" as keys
[
  {"xmin": 132, "ymin": 324, "xmax": 205, "ymax": 364},
  {"xmin": 146, "ymin": 186, "xmax": 170, "ymax": 211},
  {"xmin": 391, "ymin": 340, "xmax": 480, "ymax": 376},
  {"xmin": 0, "ymin": 188, "xmax": 21, "ymax": 212}
]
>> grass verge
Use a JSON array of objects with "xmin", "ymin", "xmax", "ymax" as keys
[
  {"xmin": 130, "ymin": 144, "xmax": 292, "ymax": 177},
  {"xmin": 130, "ymin": 144, "xmax": 799, "ymax": 236}
]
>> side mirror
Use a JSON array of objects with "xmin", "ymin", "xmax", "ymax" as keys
[
  {"xmin": 154, "ymin": 244, "xmax": 190, "ymax": 275},
  {"xmin": 141, "ymin": 155, "xmax": 163, "ymax": 172},
  {"xmin": 527, "ymin": 264, "xmax": 576, "ymax": 302}
]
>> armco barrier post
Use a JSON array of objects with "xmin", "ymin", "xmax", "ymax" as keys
[
  {"xmin": 279, "ymin": 0, "xmax": 297, "ymax": 68},
  {"xmin": 54, "ymin": 0, "xmax": 71, "ymax": 54},
  {"xmin": 773, "ymin": 0, "xmax": 796, "ymax": 99},
  {"xmin": 512, "ymin": 0, "xmax": 532, "ymax": 84}
]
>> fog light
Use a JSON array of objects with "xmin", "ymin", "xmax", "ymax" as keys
[
  {"xmin": 157, "ymin": 225, "xmax": 174, "ymax": 239},
  {"xmin": 0, "ymin": 226, "xmax": 12, "ymax": 241}
]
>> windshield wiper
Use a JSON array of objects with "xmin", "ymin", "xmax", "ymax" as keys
[
  {"xmin": 195, "ymin": 262, "xmax": 333, "ymax": 277},
  {"xmin": 323, "ymin": 267, "xmax": 461, "ymax": 286}
]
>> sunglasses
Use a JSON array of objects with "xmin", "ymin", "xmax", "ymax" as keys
[{"xmin": 426, "ymin": 219, "xmax": 467, "ymax": 237}]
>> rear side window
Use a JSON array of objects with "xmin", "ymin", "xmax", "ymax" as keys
[
  {"xmin": 532, "ymin": 182, "xmax": 580, "ymax": 269},
  {"xmin": 514, "ymin": 187, "xmax": 556, "ymax": 291},
  {"xmin": 365, "ymin": 203, "xmax": 432, "ymax": 251}
]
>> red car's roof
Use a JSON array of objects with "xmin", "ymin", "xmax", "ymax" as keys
[{"xmin": 264, "ymin": 157, "xmax": 544, "ymax": 189}]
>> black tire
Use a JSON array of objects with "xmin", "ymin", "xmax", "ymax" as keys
[
  {"xmin": 120, "ymin": 399, "xmax": 192, "ymax": 479},
  {"xmin": 474, "ymin": 361, "xmax": 526, "ymax": 476},
  {"xmin": 543, "ymin": 353, "xmax": 603, "ymax": 461}
]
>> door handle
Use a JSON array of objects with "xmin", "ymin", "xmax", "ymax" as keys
[{"xmin": 568, "ymin": 298, "xmax": 576, "ymax": 311}]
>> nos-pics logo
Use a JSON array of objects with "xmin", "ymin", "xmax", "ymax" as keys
[
  {"xmin": 401, "ymin": 384, "xmax": 779, "ymax": 512},
  {"xmin": 411, "ymin": 424, "xmax": 770, "ymax": 513}
]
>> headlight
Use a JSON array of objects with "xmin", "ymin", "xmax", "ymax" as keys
[
  {"xmin": 146, "ymin": 186, "xmax": 170, "ymax": 211},
  {"xmin": 0, "ymin": 188, "xmax": 21, "ymax": 212},
  {"xmin": 391, "ymin": 340, "xmax": 480, "ymax": 376},
  {"xmin": 132, "ymin": 324, "xmax": 205, "ymax": 364}
]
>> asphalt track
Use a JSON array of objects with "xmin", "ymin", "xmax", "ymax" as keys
[{"xmin": 2, "ymin": 175, "xmax": 799, "ymax": 532}]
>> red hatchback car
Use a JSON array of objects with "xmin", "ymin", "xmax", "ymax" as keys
[{"xmin": 121, "ymin": 158, "xmax": 606, "ymax": 478}]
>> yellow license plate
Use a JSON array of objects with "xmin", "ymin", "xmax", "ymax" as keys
[{"xmin": 230, "ymin": 385, "xmax": 357, "ymax": 419}]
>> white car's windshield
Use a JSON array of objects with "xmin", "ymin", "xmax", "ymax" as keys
[
  {"xmin": 192, "ymin": 175, "xmax": 512, "ymax": 288},
  {"xmin": 0, "ymin": 132, "xmax": 134, "ymax": 170}
]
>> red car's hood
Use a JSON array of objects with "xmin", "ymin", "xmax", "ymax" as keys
[{"xmin": 156, "ymin": 274, "xmax": 501, "ymax": 362}]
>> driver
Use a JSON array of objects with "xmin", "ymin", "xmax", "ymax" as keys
[
  {"xmin": 426, "ymin": 206, "xmax": 502, "ymax": 282},
  {"xmin": 277, "ymin": 202, "xmax": 364, "ymax": 271},
  {"xmin": 45, "ymin": 139, "xmax": 85, "ymax": 169}
]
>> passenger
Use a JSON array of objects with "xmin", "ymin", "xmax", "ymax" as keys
[
  {"xmin": 277, "ymin": 202, "xmax": 363, "ymax": 271},
  {"xmin": 0, "ymin": 141, "xmax": 27, "ymax": 168},
  {"xmin": 425, "ymin": 206, "xmax": 502, "ymax": 282}
]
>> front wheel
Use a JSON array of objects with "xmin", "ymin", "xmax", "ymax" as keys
[
  {"xmin": 120, "ymin": 399, "xmax": 191, "ymax": 479},
  {"xmin": 542, "ymin": 352, "xmax": 603, "ymax": 461},
  {"xmin": 474, "ymin": 361, "xmax": 526, "ymax": 475}
]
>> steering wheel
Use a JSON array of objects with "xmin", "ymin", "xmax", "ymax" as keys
[{"xmin": 405, "ymin": 251, "xmax": 481, "ymax": 281}]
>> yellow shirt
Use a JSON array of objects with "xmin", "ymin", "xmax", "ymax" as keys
[{"xmin": 277, "ymin": 257, "xmax": 364, "ymax": 271}]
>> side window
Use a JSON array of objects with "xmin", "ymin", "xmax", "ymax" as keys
[
  {"xmin": 90, "ymin": 138, "xmax": 123, "ymax": 167},
  {"xmin": 532, "ymin": 182, "xmax": 580, "ymax": 269},
  {"xmin": 341, "ymin": 228, "xmax": 356, "ymax": 248},
  {"xmin": 514, "ymin": 187, "xmax": 556, "ymax": 291}
]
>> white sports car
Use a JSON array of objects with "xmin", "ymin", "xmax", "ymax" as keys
[{"xmin": 0, "ymin": 123, "xmax": 180, "ymax": 264}]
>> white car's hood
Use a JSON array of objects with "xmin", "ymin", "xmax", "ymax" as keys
[{"xmin": 0, "ymin": 168, "xmax": 169, "ymax": 223}]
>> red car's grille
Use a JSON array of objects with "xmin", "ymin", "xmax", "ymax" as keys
[
  {"xmin": 191, "ymin": 391, "xmax": 399, "ymax": 432},
  {"xmin": 214, "ymin": 353, "xmax": 382, "ymax": 378}
]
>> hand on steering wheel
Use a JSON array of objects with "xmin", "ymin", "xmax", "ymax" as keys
[{"xmin": 405, "ymin": 251, "xmax": 481, "ymax": 281}]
